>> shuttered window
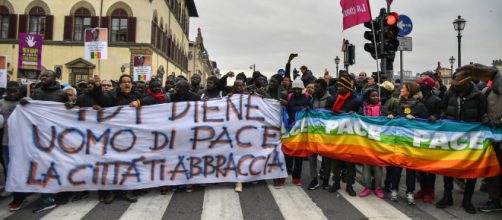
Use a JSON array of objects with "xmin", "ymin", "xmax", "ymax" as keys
[{"xmin": 0, "ymin": 6, "xmax": 10, "ymax": 39}]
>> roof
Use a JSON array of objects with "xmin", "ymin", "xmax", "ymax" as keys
[{"xmin": 186, "ymin": 0, "xmax": 198, "ymax": 17}]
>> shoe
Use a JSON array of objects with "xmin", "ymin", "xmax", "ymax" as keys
[
  {"xmin": 407, "ymin": 192, "xmax": 416, "ymax": 205},
  {"xmin": 278, "ymin": 178, "xmax": 286, "ymax": 185},
  {"xmin": 186, "ymin": 185, "xmax": 193, "ymax": 193},
  {"xmin": 423, "ymin": 189, "xmax": 435, "ymax": 203},
  {"xmin": 235, "ymin": 182, "xmax": 243, "ymax": 192},
  {"xmin": 124, "ymin": 191, "xmax": 138, "ymax": 203},
  {"xmin": 359, "ymin": 188, "xmax": 372, "ymax": 197},
  {"xmin": 328, "ymin": 183, "xmax": 340, "ymax": 193},
  {"xmin": 71, "ymin": 191, "xmax": 89, "ymax": 202},
  {"xmin": 292, "ymin": 178, "xmax": 302, "ymax": 186},
  {"xmin": 161, "ymin": 186, "xmax": 169, "ymax": 195},
  {"xmin": 321, "ymin": 181, "xmax": 329, "ymax": 190},
  {"xmin": 414, "ymin": 190, "xmax": 425, "ymax": 200},
  {"xmin": 103, "ymin": 191, "xmax": 115, "ymax": 204},
  {"xmin": 32, "ymin": 198, "xmax": 56, "ymax": 213},
  {"xmin": 346, "ymin": 185, "xmax": 356, "ymax": 197},
  {"xmin": 390, "ymin": 190, "xmax": 398, "ymax": 202},
  {"xmin": 307, "ymin": 179, "xmax": 319, "ymax": 190},
  {"xmin": 273, "ymin": 179, "xmax": 281, "ymax": 189},
  {"xmin": 462, "ymin": 194, "xmax": 476, "ymax": 214},
  {"xmin": 435, "ymin": 192, "xmax": 453, "ymax": 209},
  {"xmin": 374, "ymin": 187, "xmax": 385, "ymax": 199},
  {"xmin": 9, "ymin": 200, "xmax": 24, "ymax": 212},
  {"xmin": 479, "ymin": 200, "xmax": 502, "ymax": 213}
]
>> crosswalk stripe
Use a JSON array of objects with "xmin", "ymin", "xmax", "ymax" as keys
[
  {"xmin": 337, "ymin": 181, "xmax": 411, "ymax": 219},
  {"xmin": 201, "ymin": 184, "xmax": 243, "ymax": 220},
  {"xmin": 267, "ymin": 181, "xmax": 328, "ymax": 220},
  {"xmin": 118, "ymin": 192, "xmax": 173, "ymax": 220},
  {"xmin": 40, "ymin": 195, "xmax": 100, "ymax": 220},
  {"xmin": 0, "ymin": 194, "xmax": 38, "ymax": 219}
]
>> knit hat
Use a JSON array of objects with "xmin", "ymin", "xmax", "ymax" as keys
[
  {"xmin": 292, "ymin": 77, "xmax": 305, "ymax": 89},
  {"xmin": 379, "ymin": 81, "xmax": 395, "ymax": 92},
  {"xmin": 277, "ymin": 69, "xmax": 285, "ymax": 77},
  {"xmin": 337, "ymin": 76, "xmax": 353, "ymax": 91},
  {"xmin": 415, "ymin": 76, "xmax": 435, "ymax": 88}
]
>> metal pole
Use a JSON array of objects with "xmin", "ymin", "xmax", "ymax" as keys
[
  {"xmin": 457, "ymin": 32, "xmax": 462, "ymax": 68},
  {"xmin": 400, "ymin": 50, "xmax": 403, "ymax": 83},
  {"xmin": 336, "ymin": 64, "xmax": 339, "ymax": 78}
]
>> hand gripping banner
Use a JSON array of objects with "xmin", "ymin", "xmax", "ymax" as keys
[
  {"xmin": 7, "ymin": 95, "xmax": 287, "ymax": 193},
  {"xmin": 282, "ymin": 110, "xmax": 502, "ymax": 179}
]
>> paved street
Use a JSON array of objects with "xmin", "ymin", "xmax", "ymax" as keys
[{"xmin": 0, "ymin": 161, "xmax": 499, "ymax": 220}]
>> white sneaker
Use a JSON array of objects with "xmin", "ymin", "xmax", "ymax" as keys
[
  {"xmin": 390, "ymin": 190, "xmax": 398, "ymax": 202},
  {"xmin": 407, "ymin": 192, "xmax": 416, "ymax": 205},
  {"xmin": 234, "ymin": 182, "xmax": 243, "ymax": 192}
]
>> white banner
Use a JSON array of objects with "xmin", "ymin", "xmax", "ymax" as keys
[
  {"xmin": 84, "ymin": 28, "xmax": 108, "ymax": 60},
  {"xmin": 7, "ymin": 95, "xmax": 286, "ymax": 193}
]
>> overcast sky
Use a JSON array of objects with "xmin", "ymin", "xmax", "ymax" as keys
[{"xmin": 189, "ymin": 0, "xmax": 502, "ymax": 79}]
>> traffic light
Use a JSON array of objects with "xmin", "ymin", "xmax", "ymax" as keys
[
  {"xmin": 347, "ymin": 44, "xmax": 355, "ymax": 65},
  {"xmin": 382, "ymin": 12, "xmax": 400, "ymax": 61},
  {"xmin": 363, "ymin": 18, "xmax": 382, "ymax": 59}
]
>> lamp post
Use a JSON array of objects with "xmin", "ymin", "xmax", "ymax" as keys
[
  {"xmin": 449, "ymin": 56, "xmax": 455, "ymax": 85},
  {"xmin": 334, "ymin": 56, "xmax": 340, "ymax": 78},
  {"xmin": 250, "ymin": 64, "xmax": 256, "ymax": 72},
  {"xmin": 453, "ymin": 16, "xmax": 466, "ymax": 69}
]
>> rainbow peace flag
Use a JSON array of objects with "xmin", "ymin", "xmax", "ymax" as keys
[
  {"xmin": 282, "ymin": 110, "xmax": 502, "ymax": 178},
  {"xmin": 90, "ymin": 51, "xmax": 101, "ymax": 59}
]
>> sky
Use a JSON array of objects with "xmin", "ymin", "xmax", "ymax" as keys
[{"xmin": 189, "ymin": 0, "xmax": 502, "ymax": 79}]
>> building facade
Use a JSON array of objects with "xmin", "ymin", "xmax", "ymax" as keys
[
  {"xmin": 188, "ymin": 27, "xmax": 215, "ymax": 84},
  {"xmin": 0, "ymin": 0, "xmax": 197, "ymax": 84}
]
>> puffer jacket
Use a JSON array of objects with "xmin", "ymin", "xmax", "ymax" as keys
[
  {"xmin": 441, "ymin": 83, "xmax": 487, "ymax": 122},
  {"xmin": 393, "ymin": 97, "xmax": 428, "ymax": 119}
]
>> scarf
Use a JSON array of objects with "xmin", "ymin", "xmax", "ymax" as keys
[
  {"xmin": 332, "ymin": 92, "xmax": 351, "ymax": 113},
  {"xmin": 364, "ymin": 102, "xmax": 381, "ymax": 117},
  {"xmin": 147, "ymin": 89, "xmax": 166, "ymax": 103}
]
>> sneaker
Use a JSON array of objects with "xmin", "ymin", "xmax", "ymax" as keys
[
  {"xmin": 374, "ymin": 187, "xmax": 385, "ymax": 199},
  {"xmin": 186, "ymin": 185, "xmax": 193, "ymax": 193},
  {"xmin": 273, "ymin": 179, "xmax": 281, "ymax": 189},
  {"xmin": 479, "ymin": 200, "xmax": 502, "ymax": 213},
  {"xmin": 124, "ymin": 191, "xmax": 138, "ymax": 203},
  {"xmin": 307, "ymin": 179, "xmax": 319, "ymax": 190},
  {"xmin": 390, "ymin": 190, "xmax": 398, "ymax": 202},
  {"xmin": 71, "ymin": 191, "xmax": 89, "ymax": 202},
  {"xmin": 160, "ymin": 186, "xmax": 169, "ymax": 195},
  {"xmin": 278, "ymin": 178, "xmax": 286, "ymax": 185},
  {"xmin": 321, "ymin": 181, "xmax": 329, "ymax": 190},
  {"xmin": 414, "ymin": 190, "xmax": 425, "ymax": 200},
  {"xmin": 423, "ymin": 190, "xmax": 435, "ymax": 203},
  {"xmin": 292, "ymin": 179, "xmax": 302, "ymax": 186},
  {"xmin": 9, "ymin": 200, "xmax": 24, "ymax": 212},
  {"xmin": 32, "ymin": 198, "xmax": 56, "ymax": 213},
  {"xmin": 103, "ymin": 191, "xmax": 115, "ymax": 204},
  {"xmin": 407, "ymin": 192, "xmax": 416, "ymax": 205},
  {"xmin": 359, "ymin": 188, "xmax": 372, "ymax": 197},
  {"xmin": 346, "ymin": 185, "xmax": 356, "ymax": 197},
  {"xmin": 235, "ymin": 182, "xmax": 243, "ymax": 192},
  {"xmin": 436, "ymin": 193, "xmax": 453, "ymax": 209},
  {"xmin": 328, "ymin": 183, "xmax": 340, "ymax": 193}
]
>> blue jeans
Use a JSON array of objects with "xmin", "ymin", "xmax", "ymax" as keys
[{"xmin": 362, "ymin": 164, "xmax": 383, "ymax": 188}]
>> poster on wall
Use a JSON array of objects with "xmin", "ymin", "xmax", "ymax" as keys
[
  {"xmin": 0, "ymin": 56, "xmax": 7, "ymax": 88},
  {"xmin": 18, "ymin": 33, "xmax": 43, "ymax": 71},
  {"xmin": 84, "ymin": 28, "xmax": 108, "ymax": 60},
  {"xmin": 133, "ymin": 55, "xmax": 152, "ymax": 81}
]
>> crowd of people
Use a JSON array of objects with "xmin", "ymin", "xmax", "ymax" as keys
[{"xmin": 0, "ymin": 53, "xmax": 500, "ymax": 215}]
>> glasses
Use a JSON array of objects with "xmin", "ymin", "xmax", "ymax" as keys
[{"xmin": 102, "ymin": 84, "xmax": 112, "ymax": 87}]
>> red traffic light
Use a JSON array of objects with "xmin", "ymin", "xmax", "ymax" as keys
[{"xmin": 386, "ymin": 12, "xmax": 399, "ymax": 26}]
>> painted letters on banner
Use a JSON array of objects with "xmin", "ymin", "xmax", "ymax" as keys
[
  {"xmin": 84, "ymin": 28, "xmax": 108, "ymax": 60},
  {"xmin": 133, "ymin": 55, "xmax": 152, "ymax": 81},
  {"xmin": 282, "ymin": 110, "xmax": 502, "ymax": 179},
  {"xmin": 18, "ymin": 33, "xmax": 43, "ymax": 71},
  {"xmin": 340, "ymin": 0, "xmax": 372, "ymax": 30},
  {"xmin": 6, "ymin": 95, "xmax": 286, "ymax": 193}
]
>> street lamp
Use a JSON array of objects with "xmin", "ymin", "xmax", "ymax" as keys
[
  {"xmin": 334, "ymin": 56, "xmax": 340, "ymax": 78},
  {"xmin": 453, "ymin": 15, "xmax": 466, "ymax": 69},
  {"xmin": 449, "ymin": 56, "xmax": 455, "ymax": 84},
  {"xmin": 250, "ymin": 64, "xmax": 256, "ymax": 72}
]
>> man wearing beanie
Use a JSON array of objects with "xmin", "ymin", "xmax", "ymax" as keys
[{"xmin": 324, "ymin": 76, "xmax": 360, "ymax": 197}]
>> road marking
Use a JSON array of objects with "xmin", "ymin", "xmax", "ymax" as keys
[
  {"xmin": 41, "ymin": 194, "xmax": 99, "ymax": 220},
  {"xmin": 267, "ymin": 181, "xmax": 328, "ymax": 220},
  {"xmin": 201, "ymin": 184, "xmax": 243, "ymax": 220},
  {"xmin": 119, "ymin": 192, "xmax": 173, "ymax": 220}
]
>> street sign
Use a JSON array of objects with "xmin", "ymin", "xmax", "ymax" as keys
[
  {"xmin": 398, "ymin": 37, "xmax": 412, "ymax": 51},
  {"xmin": 397, "ymin": 15, "xmax": 413, "ymax": 36}
]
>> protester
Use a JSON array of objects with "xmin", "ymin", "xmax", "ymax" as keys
[
  {"xmin": 201, "ymin": 76, "xmax": 226, "ymax": 100},
  {"xmin": 299, "ymin": 65, "xmax": 316, "ymax": 87},
  {"xmin": 63, "ymin": 86, "xmax": 77, "ymax": 104},
  {"xmin": 190, "ymin": 74, "xmax": 205, "ymax": 96},
  {"xmin": 101, "ymin": 80, "xmax": 114, "ymax": 93}
]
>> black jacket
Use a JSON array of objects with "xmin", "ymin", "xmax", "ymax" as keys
[
  {"xmin": 422, "ymin": 93, "xmax": 442, "ymax": 119},
  {"xmin": 32, "ymin": 82, "xmax": 68, "ymax": 103},
  {"xmin": 91, "ymin": 86, "xmax": 140, "ymax": 107},
  {"xmin": 394, "ymin": 98, "xmax": 428, "ymax": 119},
  {"xmin": 168, "ymin": 92, "xmax": 200, "ymax": 102},
  {"xmin": 75, "ymin": 93, "xmax": 97, "ymax": 108},
  {"xmin": 335, "ymin": 93, "xmax": 361, "ymax": 113},
  {"xmin": 441, "ymin": 83, "xmax": 487, "ymax": 122}
]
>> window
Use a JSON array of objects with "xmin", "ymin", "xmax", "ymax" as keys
[
  {"xmin": 73, "ymin": 8, "xmax": 91, "ymax": 41},
  {"xmin": 111, "ymin": 9, "xmax": 128, "ymax": 42},
  {"xmin": 29, "ymin": 6, "xmax": 46, "ymax": 35},
  {"xmin": 0, "ymin": 6, "xmax": 9, "ymax": 39}
]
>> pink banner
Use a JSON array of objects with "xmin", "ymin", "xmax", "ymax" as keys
[{"xmin": 340, "ymin": 0, "xmax": 372, "ymax": 30}]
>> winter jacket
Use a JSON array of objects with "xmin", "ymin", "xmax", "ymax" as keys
[
  {"xmin": 0, "ymin": 99, "xmax": 19, "ymax": 146},
  {"xmin": 286, "ymin": 93, "xmax": 312, "ymax": 124},
  {"xmin": 422, "ymin": 93, "xmax": 442, "ymax": 119},
  {"xmin": 75, "ymin": 93, "xmax": 97, "ymax": 108},
  {"xmin": 393, "ymin": 98, "xmax": 428, "ymax": 119},
  {"xmin": 485, "ymin": 70, "xmax": 502, "ymax": 126},
  {"xmin": 441, "ymin": 83, "xmax": 487, "ymax": 122},
  {"xmin": 333, "ymin": 93, "xmax": 361, "ymax": 114},
  {"xmin": 312, "ymin": 91, "xmax": 334, "ymax": 110},
  {"xmin": 91, "ymin": 86, "xmax": 141, "ymax": 107},
  {"xmin": 32, "ymin": 82, "xmax": 68, "ymax": 103},
  {"xmin": 301, "ymin": 70, "xmax": 316, "ymax": 87},
  {"xmin": 168, "ymin": 91, "xmax": 200, "ymax": 102}
]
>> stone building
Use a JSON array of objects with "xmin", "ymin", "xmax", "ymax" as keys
[{"xmin": 188, "ymin": 28, "xmax": 216, "ymax": 84}]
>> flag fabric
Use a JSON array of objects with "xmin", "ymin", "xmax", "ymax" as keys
[
  {"xmin": 282, "ymin": 110, "xmax": 502, "ymax": 179},
  {"xmin": 90, "ymin": 51, "xmax": 101, "ymax": 59},
  {"xmin": 387, "ymin": 0, "xmax": 394, "ymax": 5},
  {"xmin": 340, "ymin": 0, "xmax": 372, "ymax": 30}
]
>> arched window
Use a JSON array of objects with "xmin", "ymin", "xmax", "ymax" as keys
[
  {"xmin": 29, "ymin": 6, "xmax": 46, "ymax": 35},
  {"xmin": 73, "ymin": 7, "xmax": 91, "ymax": 41},
  {"xmin": 0, "ymin": 6, "xmax": 10, "ymax": 39},
  {"xmin": 111, "ymin": 9, "xmax": 128, "ymax": 42}
]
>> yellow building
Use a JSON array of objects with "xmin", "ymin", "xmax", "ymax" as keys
[{"xmin": 0, "ymin": 0, "xmax": 198, "ymax": 84}]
